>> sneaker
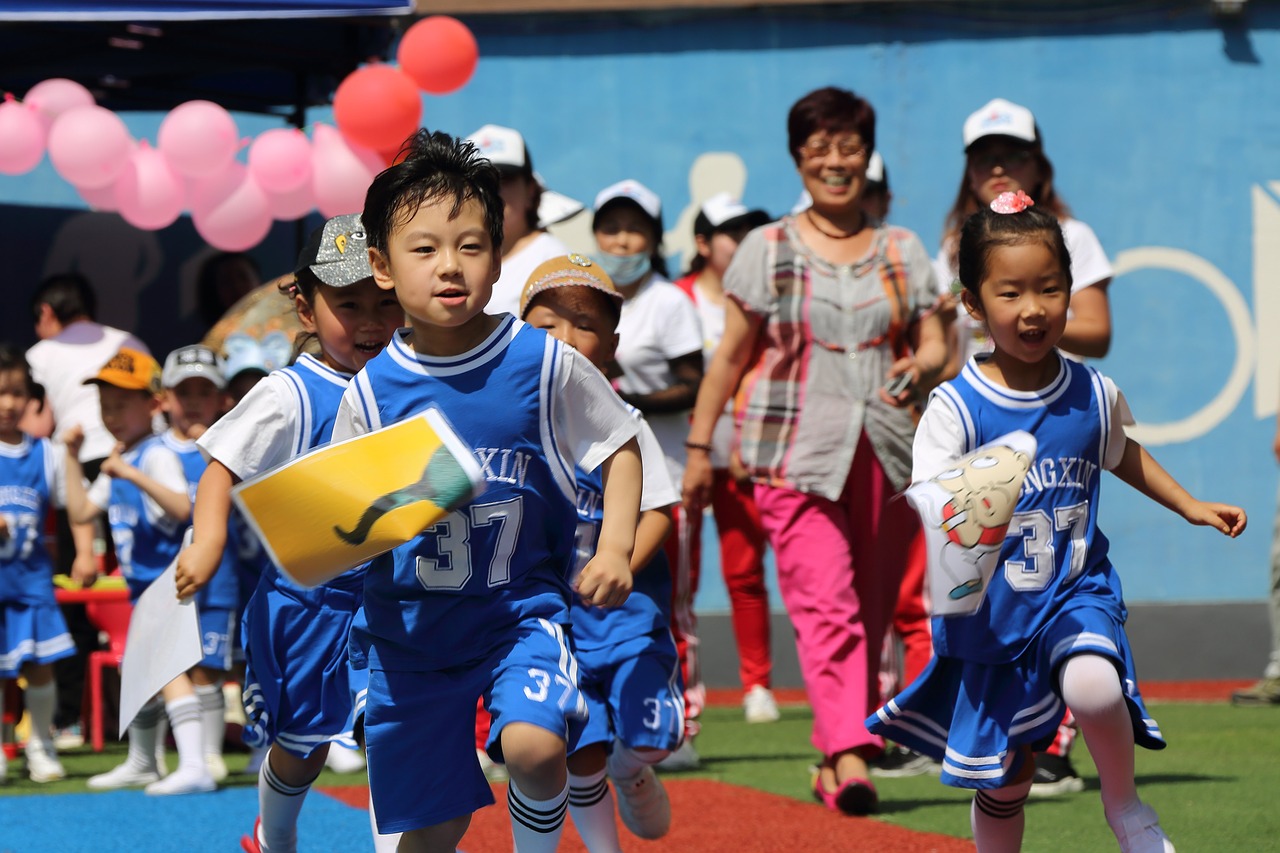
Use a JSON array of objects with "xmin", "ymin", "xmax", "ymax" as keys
[
  {"xmin": 1231, "ymin": 676, "xmax": 1280, "ymax": 706},
  {"xmin": 325, "ymin": 744, "xmax": 367, "ymax": 774},
  {"xmin": 1027, "ymin": 752, "xmax": 1086, "ymax": 797},
  {"xmin": 1108, "ymin": 802, "xmax": 1176, "ymax": 853},
  {"xmin": 52, "ymin": 723, "xmax": 84, "ymax": 750},
  {"xmin": 870, "ymin": 745, "xmax": 940, "ymax": 778},
  {"xmin": 655, "ymin": 738, "xmax": 700, "ymax": 772},
  {"xmin": 88, "ymin": 761, "xmax": 162, "ymax": 790},
  {"xmin": 609, "ymin": 765, "xmax": 671, "ymax": 840},
  {"xmin": 144, "ymin": 767, "xmax": 216, "ymax": 796},
  {"xmin": 206, "ymin": 753, "xmax": 229, "ymax": 783},
  {"xmin": 25, "ymin": 740, "xmax": 66, "ymax": 783},
  {"xmin": 476, "ymin": 747, "xmax": 509, "ymax": 783},
  {"xmin": 743, "ymin": 685, "xmax": 781, "ymax": 724},
  {"xmin": 240, "ymin": 818, "xmax": 263, "ymax": 853}
]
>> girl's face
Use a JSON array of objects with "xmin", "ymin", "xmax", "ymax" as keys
[
  {"xmin": 964, "ymin": 240, "xmax": 1069, "ymax": 368},
  {"xmin": 498, "ymin": 174, "xmax": 537, "ymax": 250},
  {"xmin": 0, "ymin": 367, "xmax": 31, "ymax": 441},
  {"xmin": 697, "ymin": 231, "xmax": 744, "ymax": 278},
  {"xmin": 594, "ymin": 204, "xmax": 656, "ymax": 257},
  {"xmin": 297, "ymin": 278, "xmax": 405, "ymax": 374},
  {"xmin": 795, "ymin": 130, "xmax": 868, "ymax": 212},
  {"xmin": 966, "ymin": 139, "xmax": 1042, "ymax": 206}
]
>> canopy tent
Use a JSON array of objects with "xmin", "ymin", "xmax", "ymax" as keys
[{"xmin": 0, "ymin": 1, "xmax": 412, "ymax": 20}]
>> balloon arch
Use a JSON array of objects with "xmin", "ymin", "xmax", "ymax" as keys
[{"xmin": 0, "ymin": 15, "xmax": 479, "ymax": 251}]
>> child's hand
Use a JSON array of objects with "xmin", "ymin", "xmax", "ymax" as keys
[
  {"xmin": 70, "ymin": 552, "xmax": 98, "ymax": 587},
  {"xmin": 99, "ymin": 443, "xmax": 132, "ymax": 480},
  {"xmin": 63, "ymin": 425, "xmax": 85, "ymax": 458},
  {"xmin": 1183, "ymin": 501, "xmax": 1247, "ymax": 537},
  {"xmin": 574, "ymin": 551, "xmax": 634, "ymax": 609},
  {"xmin": 175, "ymin": 540, "xmax": 221, "ymax": 600}
]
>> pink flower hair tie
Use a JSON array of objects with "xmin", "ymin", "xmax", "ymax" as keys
[{"xmin": 990, "ymin": 190, "xmax": 1035, "ymax": 214}]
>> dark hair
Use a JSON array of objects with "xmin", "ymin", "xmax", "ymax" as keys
[
  {"xmin": 492, "ymin": 145, "xmax": 542, "ymax": 235},
  {"xmin": 956, "ymin": 205, "xmax": 1073, "ymax": 299},
  {"xmin": 31, "ymin": 272, "xmax": 96, "ymax": 324},
  {"xmin": 0, "ymin": 342, "xmax": 41, "ymax": 407},
  {"xmin": 685, "ymin": 209, "xmax": 772, "ymax": 275},
  {"xmin": 787, "ymin": 86, "xmax": 876, "ymax": 166},
  {"xmin": 196, "ymin": 252, "xmax": 260, "ymax": 328},
  {"xmin": 592, "ymin": 197, "xmax": 669, "ymax": 279},
  {"xmin": 364, "ymin": 129, "xmax": 504, "ymax": 258}
]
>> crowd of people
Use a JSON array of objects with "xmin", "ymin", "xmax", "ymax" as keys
[{"xmin": 0, "ymin": 86, "xmax": 1253, "ymax": 853}]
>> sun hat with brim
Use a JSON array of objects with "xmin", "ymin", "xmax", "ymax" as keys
[{"xmin": 519, "ymin": 254, "xmax": 624, "ymax": 322}]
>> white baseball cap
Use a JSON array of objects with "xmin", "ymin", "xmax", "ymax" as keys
[
  {"xmin": 700, "ymin": 192, "xmax": 749, "ymax": 228},
  {"xmin": 162, "ymin": 344, "xmax": 226, "ymax": 390},
  {"xmin": 593, "ymin": 179, "xmax": 661, "ymax": 221},
  {"xmin": 962, "ymin": 98, "xmax": 1038, "ymax": 150},
  {"xmin": 865, "ymin": 150, "xmax": 886, "ymax": 184},
  {"xmin": 535, "ymin": 171, "xmax": 584, "ymax": 228},
  {"xmin": 467, "ymin": 124, "xmax": 530, "ymax": 173}
]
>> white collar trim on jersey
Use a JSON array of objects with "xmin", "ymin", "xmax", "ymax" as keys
[
  {"xmin": 963, "ymin": 351, "xmax": 1072, "ymax": 409},
  {"xmin": 387, "ymin": 316, "xmax": 519, "ymax": 378}
]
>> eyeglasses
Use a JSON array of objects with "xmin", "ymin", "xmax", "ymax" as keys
[
  {"xmin": 969, "ymin": 148, "xmax": 1034, "ymax": 171},
  {"xmin": 799, "ymin": 138, "xmax": 868, "ymax": 161}
]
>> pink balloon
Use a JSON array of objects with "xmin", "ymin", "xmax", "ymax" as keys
[
  {"xmin": 193, "ymin": 170, "xmax": 272, "ymax": 251},
  {"xmin": 311, "ymin": 123, "xmax": 384, "ymax": 220},
  {"xmin": 78, "ymin": 179, "xmax": 120, "ymax": 213},
  {"xmin": 24, "ymin": 78, "xmax": 95, "ymax": 131},
  {"xmin": 47, "ymin": 105, "xmax": 132, "ymax": 189},
  {"xmin": 0, "ymin": 95, "xmax": 47, "ymax": 175},
  {"xmin": 188, "ymin": 161, "xmax": 247, "ymax": 219},
  {"xmin": 114, "ymin": 141, "xmax": 185, "ymax": 230},
  {"xmin": 158, "ymin": 100, "xmax": 239, "ymax": 179},
  {"xmin": 265, "ymin": 179, "xmax": 316, "ymax": 221},
  {"xmin": 248, "ymin": 128, "xmax": 312, "ymax": 195}
]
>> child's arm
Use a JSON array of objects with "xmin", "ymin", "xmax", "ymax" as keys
[
  {"xmin": 575, "ymin": 437, "xmax": 642, "ymax": 608},
  {"xmin": 174, "ymin": 459, "xmax": 236, "ymax": 600},
  {"xmin": 1111, "ymin": 437, "xmax": 1247, "ymax": 537},
  {"xmin": 69, "ymin": 519, "xmax": 98, "ymax": 586},
  {"xmin": 100, "ymin": 445, "xmax": 192, "ymax": 525},
  {"xmin": 630, "ymin": 507, "xmax": 673, "ymax": 574},
  {"xmin": 62, "ymin": 427, "xmax": 104, "ymax": 525}
]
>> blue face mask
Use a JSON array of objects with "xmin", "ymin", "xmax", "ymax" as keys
[{"xmin": 592, "ymin": 251, "xmax": 652, "ymax": 286}]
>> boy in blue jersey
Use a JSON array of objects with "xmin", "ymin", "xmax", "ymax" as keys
[
  {"xmin": 64, "ymin": 348, "xmax": 217, "ymax": 795},
  {"xmin": 160, "ymin": 344, "xmax": 239, "ymax": 783},
  {"xmin": 332, "ymin": 129, "xmax": 644, "ymax": 852},
  {"xmin": 520, "ymin": 255, "xmax": 685, "ymax": 847}
]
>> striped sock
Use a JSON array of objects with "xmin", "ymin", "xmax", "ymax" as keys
[
  {"xmin": 165, "ymin": 696, "xmax": 205, "ymax": 775},
  {"xmin": 258, "ymin": 750, "xmax": 316, "ymax": 853},
  {"xmin": 194, "ymin": 682, "xmax": 226, "ymax": 761},
  {"xmin": 971, "ymin": 787, "xmax": 1029, "ymax": 853},
  {"xmin": 126, "ymin": 698, "xmax": 164, "ymax": 772},
  {"xmin": 568, "ymin": 768, "xmax": 621, "ymax": 853},
  {"xmin": 508, "ymin": 779, "xmax": 568, "ymax": 852}
]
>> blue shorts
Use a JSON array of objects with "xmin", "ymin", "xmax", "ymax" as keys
[
  {"xmin": 365, "ymin": 618, "xmax": 587, "ymax": 835},
  {"xmin": 240, "ymin": 578, "xmax": 360, "ymax": 757},
  {"xmin": 867, "ymin": 602, "xmax": 1164, "ymax": 790},
  {"xmin": 197, "ymin": 606, "xmax": 234, "ymax": 672},
  {"xmin": 0, "ymin": 602, "xmax": 74, "ymax": 679},
  {"xmin": 573, "ymin": 630, "xmax": 684, "ymax": 755}
]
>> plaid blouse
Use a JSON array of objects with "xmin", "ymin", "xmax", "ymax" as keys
[{"xmin": 725, "ymin": 217, "xmax": 936, "ymax": 500}]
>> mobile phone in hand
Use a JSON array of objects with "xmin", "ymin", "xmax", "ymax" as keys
[{"xmin": 883, "ymin": 373, "xmax": 913, "ymax": 397}]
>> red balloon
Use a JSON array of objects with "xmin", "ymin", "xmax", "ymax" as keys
[
  {"xmin": 332, "ymin": 64, "xmax": 422, "ymax": 153},
  {"xmin": 397, "ymin": 16, "xmax": 479, "ymax": 95}
]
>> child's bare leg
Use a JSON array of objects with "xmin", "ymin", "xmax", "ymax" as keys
[
  {"xmin": 502, "ymin": 722, "xmax": 569, "ymax": 852},
  {"xmin": 970, "ymin": 745, "xmax": 1033, "ymax": 853},
  {"xmin": 397, "ymin": 815, "xmax": 470, "ymax": 853}
]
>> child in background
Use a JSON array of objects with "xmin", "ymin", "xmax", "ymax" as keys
[
  {"xmin": 174, "ymin": 214, "xmax": 405, "ymax": 853},
  {"xmin": 0, "ymin": 345, "xmax": 76, "ymax": 784},
  {"xmin": 63, "ymin": 348, "xmax": 214, "ymax": 796},
  {"xmin": 521, "ymin": 255, "xmax": 682, "ymax": 848},
  {"xmin": 673, "ymin": 193, "xmax": 778, "ymax": 725},
  {"xmin": 868, "ymin": 193, "xmax": 1246, "ymax": 853},
  {"xmin": 159, "ymin": 344, "xmax": 239, "ymax": 783},
  {"xmin": 334, "ymin": 129, "xmax": 643, "ymax": 853}
]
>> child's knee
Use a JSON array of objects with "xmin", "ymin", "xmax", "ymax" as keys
[
  {"xmin": 500, "ymin": 722, "xmax": 566, "ymax": 777},
  {"xmin": 1060, "ymin": 653, "xmax": 1124, "ymax": 718},
  {"xmin": 400, "ymin": 814, "xmax": 471, "ymax": 853}
]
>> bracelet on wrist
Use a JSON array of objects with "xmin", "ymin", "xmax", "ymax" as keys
[{"xmin": 684, "ymin": 440, "xmax": 714, "ymax": 453}]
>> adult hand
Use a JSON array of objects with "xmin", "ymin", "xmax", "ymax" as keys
[{"xmin": 683, "ymin": 448, "xmax": 714, "ymax": 514}]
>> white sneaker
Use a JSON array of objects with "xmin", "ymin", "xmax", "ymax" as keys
[
  {"xmin": 325, "ymin": 744, "xmax": 367, "ymax": 774},
  {"xmin": 743, "ymin": 685, "xmax": 781, "ymax": 724},
  {"xmin": 206, "ymin": 753, "xmax": 229, "ymax": 782},
  {"xmin": 476, "ymin": 747, "xmax": 509, "ymax": 783},
  {"xmin": 1109, "ymin": 802, "xmax": 1176, "ymax": 853},
  {"xmin": 25, "ymin": 740, "xmax": 66, "ymax": 783},
  {"xmin": 88, "ymin": 761, "xmax": 161, "ymax": 790},
  {"xmin": 609, "ymin": 765, "xmax": 671, "ymax": 840},
  {"xmin": 655, "ymin": 739, "xmax": 700, "ymax": 772},
  {"xmin": 145, "ymin": 767, "xmax": 217, "ymax": 796}
]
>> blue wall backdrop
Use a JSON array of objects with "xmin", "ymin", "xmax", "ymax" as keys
[{"xmin": 1, "ymin": 2, "xmax": 1275, "ymax": 608}]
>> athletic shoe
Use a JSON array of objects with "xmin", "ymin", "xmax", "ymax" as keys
[
  {"xmin": 240, "ymin": 818, "xmax": 263, "ymax": 853},
  {"xmin": 87, "ymin": 761, "xmax": 162, "ymax": 790},
  {"xmin": 609, "ymin": 765, "xmax": 671, "ymax": 840},
  {"xmin": 206, "ymin": 753, "xmax": 229, "ymax": 782},
  {"xmin": 476, "ymin": 747, "xmax": 509, "ymax": 783},
  {"xmin": 52, "ymin": 723, "xmax": 84, "ymax": 750},
  {"xmin": 1108, "ymin": 802, "xmax": 1176, "ymax": 853},
  {"xmin": 870, "ymin": 745, "xmax": 941, "ymax": 778},
  {"xmin": 655, "ymin": 739, "xmax": 700, "ymax": 772},
  {"xmin": 1231, "ymin": 676, "xmax": 1280, "ymax": 706},
  {"xmin": 144, "ymin": 767, "xmax": 217, "ymax": 796},
  {"xmin": 743, "ymin": 685, "xmax": 781, "ymax": 724},
  {"xmin": 25, "ymin": 740, "xmax": 66, "ymax": 783},
  {"xmin": 325, "ymin": 744, "xmax": 367, "ymax": 774},
  {"xmin": 1028, "ymin": 752, "xmax": 1086, "ymax": 797}
]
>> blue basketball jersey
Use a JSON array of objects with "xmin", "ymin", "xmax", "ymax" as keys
[
  {"xmin": 108, "ymin": 434, "xmax": 186, "ymax": 595},
  {"xmin": 344, "ymin": 321, "xmax": 587, "ymax": 671},
  {"xmin": 162, "ymin": 431, "xmax": 239, "ymax": 611},
  {"xmin": 928, "ymin": 354, "xmax": 1125, "ymax": 664},
  {"xmin": 0, "ymin": 437, "xmax": 60, "ymax": 605}
]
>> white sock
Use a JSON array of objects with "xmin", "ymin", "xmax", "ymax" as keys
[
  {"xmin": 1060, "ymin": 654, "xmax": 1140, "ymax": 819},
  {"xmin": 24, "ymin": 681, "xmax": 58, "ymax": 753},
  {"xmin": 259, "ymin": 749, "xmax": 313, "ymax": 853},
  {"xmin": 194, "ymin": 682, "xmax": 226, "ymax": 760},
  {"xmin": 368, "ymin": 791, "xmax": 402, "ymax": 853},
  {"xmin": 165, "ymin": 696, "xmax": 206, "ymax": 776},
  {"xmin": 127, "ymin": 699, "xmax": 164, "ymax": 772},
  {"xmin": 568, "ymin": 768, "xmax": 621, "ymax": 853},
  {"xmin": 508, "ymin": 779, "xmax": 568, "ymax": 853},
  {"xmin": 970, "ymin": 779, "xmax": 1031, "ymax": 853}
]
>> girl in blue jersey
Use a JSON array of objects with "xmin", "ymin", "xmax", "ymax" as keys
[
  {"xmin": 868, "ymin": 191, "xmax": 1246, "ymax": 853},
  {"xmin": 175, "ymin": 214, "xmax": 404, "ymax": 853},
  {"xmin": 520, "ymin": 255, "xmax": 684, "ymax": 849},
  {"xmin": 0, "ymin": 346, "xmax": 76, "ymax": 784}
]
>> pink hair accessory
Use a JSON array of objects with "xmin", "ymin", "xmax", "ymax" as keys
[{"xmin": 990, "ymin": 190, "xmax": 1035, "ymax": 214}]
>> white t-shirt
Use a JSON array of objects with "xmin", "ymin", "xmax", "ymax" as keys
[
  {"xmin": 686, "ymin": 284, "xmax": 737, "ymax": 469},
  {"xmin": 635, "ymin": 414, "xmax": 679, "ymax": 512},
  {"xmin": 197, "ymin": 371, "xmax": 310, "ymax": 481},
  {"xmin": 486, "ymin": 231, "xmax": 570, "ymax": 318},
  {"xmin": 85, "ymin": 435, "xmax": 188, "ymax": 527},
  {"xmin": 613, "ymin": 275, "xmax": 704, "ymax": 483},
  {"xmin": 934, "ymin": 217, "xmax": 1113, "ymax": 365},
  {"xmin": 27, "ymin": 321, "xmax": 150, "ymax": 462}
]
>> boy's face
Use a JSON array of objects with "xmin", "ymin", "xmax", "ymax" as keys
[
  {"xmin": 369, "ymin": 194, "xmax": 500, "ymax": 337},
  {"xmin": 0, "ymin": 367, "xmax": 31, "ymax": 437},
  {"xmin": 98, "ymin": 384, "xmax": 158, "ymax": 447},
  {"xmin": 297, "ymin": 278, "xmax": 405, "ymax": 374},
  {"xmin": 523, "ymin": 287, "xmax": 619, "ymax": 372},
  {"xmin": 163, "ymin": 377, "xmax": 222, "ymax": 438}
]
